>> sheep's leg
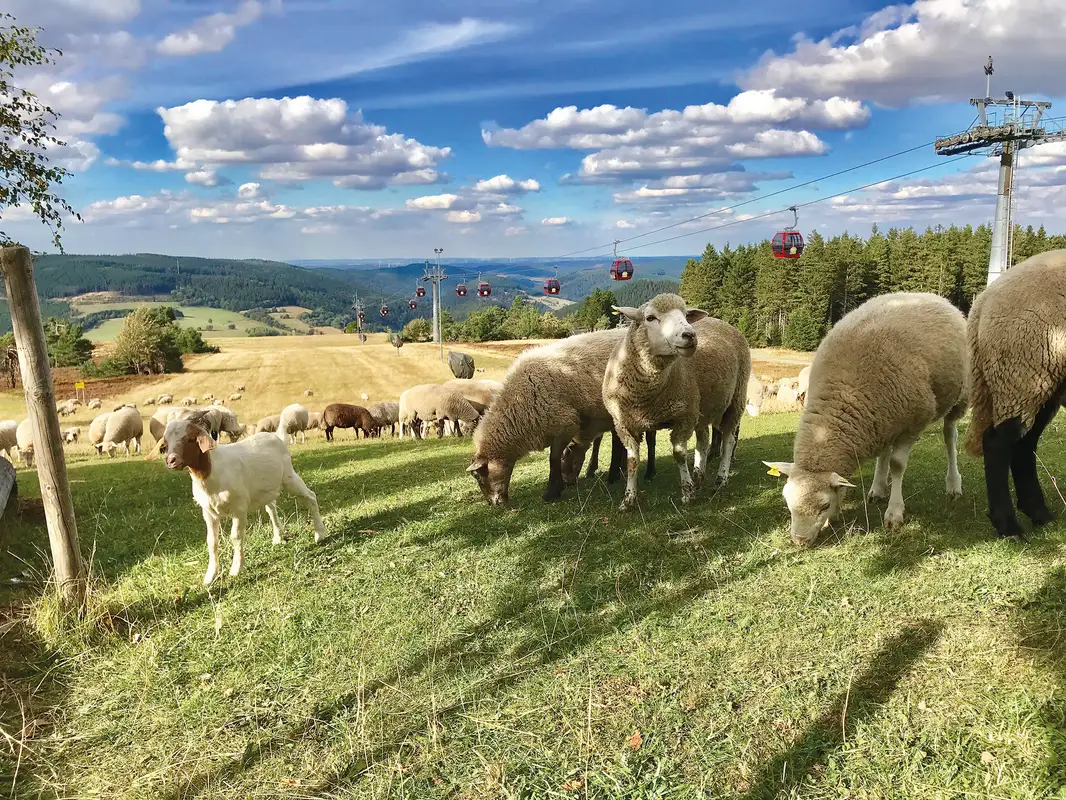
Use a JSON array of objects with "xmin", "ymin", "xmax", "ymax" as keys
[
  {"xmin": 618, "ymin": 428, "xmax": 642, "ymax": 511},
  {"xmin": 670, "ymin": 426, "xmax": 696, "ymax": 504},
  {"xmin": 869, "ymin": 447, "xmax": 891, "ymax": 501},
  {"xmin": 203, "ymin": 511, "xmax": 222, "ymax": 585},
  {"xmin": 543, "ymin": 437, "xmax": 568, "ymax": 502},
  {"xmin": 884, "ymin": 437, "xmax": 917, "ymax": 529},
  {"xmin": 714, "ymin": 424, "xmax": 736, "ymax": 487},
  {"xmin": 585, "ymin": 435, "xmax": 602, "ymax": 479},
  {"xmin": 943, "ymin": 417, "xmax": 962, "ymax": 499},
  {"xmin": 1012, "ymin": 398, "xmax": 1059, "ymax": 526},
  {"xmin": 265, "ymin": 502, "xmax": 285, "ymax": 545},
  {"xmin": 644, "ymin": 429, "xmax": 657, "ymax": 482},
  {"xmin": 229, "ymin": 517, "xmax": 247, "ymax": 577},
  {"xmin": 284, "ymin": 470, "xmax": 326, "ymax": 542},
  {"xmin": 983, "ymin": 420, "xmax": 1024, "ymax": 537},
  {"xmin": 692, "ymin": 427, "xmax": 711, "ymax": 489},
  {"xmin": 608, "ymin": 433, "xmax": 625, "ymax": 483}
]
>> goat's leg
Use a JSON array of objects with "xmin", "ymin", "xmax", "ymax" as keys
[
  {"xmin": 229, "ymin": 516, "xmax": 247, "ymax": 577},
  {"xmin": 265, "ymin": 501, "xmax": 285, "ymax": 545},
  {"xmin": 203, "ymin": 511, "xmax": 222, "ymax": 585},
  {"xmin": 284, "ymin": 470, "xmax": 326, "ymax": 542}
]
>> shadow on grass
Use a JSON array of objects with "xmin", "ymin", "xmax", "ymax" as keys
[{"xmin": 741, "ymin": 620, "xmax": 943, "ymax": 800}]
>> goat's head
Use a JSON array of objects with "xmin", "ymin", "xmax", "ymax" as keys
[
  {"xmin": 158, "ymin": 413, "xmax": 215, "ymax": 473},
  {"xmin": 613, "ymin": 293, "xmax": 707, "ymax": 358}
]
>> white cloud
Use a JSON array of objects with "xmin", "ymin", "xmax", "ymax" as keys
[
  {"xmin": 157, "ymin": 96, "xmax": 451, "ymax": 189},
  {"xmin": 615, "ymin": 219, "xmax": 638, "ymax": 228},
  {"xmin": 504, "ymin": 225, "xmax": 529, "ymax": 236},
  {"xmin": 542, "ymin": 216, "xmax": 573, "ymax": 226},
  {"xmin": 472, "ymin": 174, "xmax": 541, "ymax": 194},
  {"xmin": 238, "ymin": 182, "xmax": 262, "ymax": 199},
  {"xmin": 105, "ymin": 157, "xmax": 197, "ymax": 172},
  {"xmin": 406, "ymin": 194, "xmax": 460, "ymax": 210},
  {"xmin": 446, "ymin": 210, "xmax": 482, "ymax": 223},
  {"xmin": 741, "ymin": 0, "xmax": 1066, "ymax": 106},
  {"xmin": 157, "ymin": 0, "xmax": 266, "ymax": 57},
  {"xmin": 185, "ymin": 168, "xmax": 221, "ymax": 186},
  {"xmin": 7, "ymin": 0, "xmax": 141, "ymax": 29}
]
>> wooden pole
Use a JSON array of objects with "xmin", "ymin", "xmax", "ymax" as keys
[{"xmin": 0, "ymin": 246, "xmax": 86, "ymax": 611}]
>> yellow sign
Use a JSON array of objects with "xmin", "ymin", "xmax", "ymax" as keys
[{"xmin": 74, "ymin": 381, "xmax": 85, "ymax": 390}]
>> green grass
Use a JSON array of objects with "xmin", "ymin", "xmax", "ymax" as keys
[
  {"xmin": 73, "ymin": 303, "xmax": 265, "ymax": 342},
  {"xmin": 3, "ymin": 414, "xmax": 1066, "ymax": 798}
]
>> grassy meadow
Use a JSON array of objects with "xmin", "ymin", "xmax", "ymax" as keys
[{"xmin": 1, "ymin": 337, "xmax": 1066, "ymax": 798}]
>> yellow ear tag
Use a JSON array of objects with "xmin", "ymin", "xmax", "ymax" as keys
[{"xmin": 767, "ymin": 466, "xmax": 781, "ymax": 477}]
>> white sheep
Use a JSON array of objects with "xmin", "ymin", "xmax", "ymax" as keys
[
  {"xmin": 604, "ymin": 295, "xmax": 750, "ymax": 510},
  {"xmin": 307, "ymin": 410, "xmax": 323, "ymax": 431},
  {"xmin": 360, "ymin": 392, "xmax": 370, "ymax": 401},
  {"xmin": 144, "ymin": 396, "xmax": 157, "ymax": 406},
  {"xmin": 256, "ymin": 414, "xmax": 281, "ymax": 434},
  {"xmin": 181, "ymin": 396, "xmax": 197, "ymax": 406},
  {"xmin": 212, "ymin": 397, "xmax": 225, "ymax": 407},
  {"xmin": 87, "ymin": 398, "xmax": 102, "ymax": 410},
  {"xmin": 304, "ymin": 389, "xmax": 314, "ymax": 397},
  {"xmin": 398, "ymin": 384, "xmax": 440, "ymax": 438},
  {"xmin": 441, "ymin": 378, "xmax": 502, "ymax": 413},
  {"xmin": 202, "ymin": 393, "xmax": 214, "ymax": 402},
  {"xmin": 0, "ymin": 420, "xmax": 17, "ymax": 462},
  {"xmin": 229, "ymin": 393, "xmax": 243, "ymax": 402},
  {"xmin": 63, "ymin": 427, "xmax": 81, "ymax": 444},
  {"xmin": 113, "ymin": 402, "xmax": 136, "ymax": 412},
  {"xmin": 797, "ymin": 365, "xmax": 812, "ymax": 405},
  {"xmin": 15, "ymin": 419, "xmax": 34, "ymax": 467},
  {"xmin": 278, "ymin": 403, "xmax": 310, "ymax": 445},
  {"xmin": 367, "ymin": 401, "xmax": 400, "ymax": 437},
  {"xmin": 964, "ymin": 248, "xmax": 1066, "ymax": 538},
  {"xmin": 469, "ymin": 328, "xmax": 627, "ymax": 505},
  {"xmin": 157, "ymin": 414, "xmax": 326, "ymax": 584},
  {"xmin": 418, "ymin": 387, "xmax": 481, "ymax": 438},
  {"xmin": 89, "ymin": 412, "xmax": 111, "ymax": 454},
  {"xmin": 236, "ymin": 384, "xmax": 246, "ymax": 392},
  {"xmin": 56, "ymin": 400, "xmax": 76, "ymax": 417},
  {"xmin": 100, "ymin": 407, "xmax": 144, "ymax": 457},
  {"xmin": 766, "ymin": 292, "xmax": 968, "ymax": 545},
  {"xmin": 157, "ymin": 394, "xmax": 174, "ymax": 405}
]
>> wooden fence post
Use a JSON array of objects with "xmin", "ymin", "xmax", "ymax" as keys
[{"xmin": 0, "ymin": 246, "xmax": 86, "ymax": 611}]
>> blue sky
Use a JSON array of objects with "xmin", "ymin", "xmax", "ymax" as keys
[{"xmin": 5, "ymin": 0, "xmax": 1066, "ymax": 259}]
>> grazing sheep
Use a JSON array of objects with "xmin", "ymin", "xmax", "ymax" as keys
[
  {"xmin": 100, "ymin": 407, "xmax": 144, "ymax": 457},
  {"xmin": 71, "ymin": 398, "xmax": 83, "ymax": 407},
  {"xmin": 236, "ymin": 384, "xmax": 246, "ymax": 392},
  {"xmin": 229, "ymin": 393, "xmax": 242, "ymax": 402},
  {"xmin": 144, "ymin": 397, "xmax": 157, "ymax": 406},
  {"xmin": 469, "ymin": 328, "xmax": 627, "ymax": 505},
  {"xmin": 0, "ymin": 420, "xmax": 17, "ymax": 462},
  {"xmin": 212, "ymin": 397, "xmax": 225, "ymax": 407},
  {"xmin": 964, "ymin": 248, "xmax": 1066, "ymax": 538},
  {"xmin": 746, "ymin": 376, "xmax": 804, "ymax": 416},
  {"xmin": 417, "ymin": 388, "xmax": 481, "ymax": 438},
  {"xmin": 57, "ymin": 400, "xmax": 76, "ymax": 417},
  {"xmin": 150, "ymin": 407, "xmax": 183, "ymax": 443},
  {"xmin": 797, "ymin": 365, "xmax": 812, "ymax": 405},
  {"xmin": 157, "ymin": 394, "xmax": 174, "ymax": 405},
  {"xmin": 87, "ymin": 398, "xmax": 102, "ymax": 410},
  {"xmin": 304, "ymin": 389, "xmax": 314, "ymax": 397},
  {"xmin": 63, "ymin": 427, "xmax": 81, "ymax": 445},
  {"xmin": 746, "ymin": 375, "xmax": 766, "ymax": 417},
  {"xmin": 307, "ymin": 411, "xmax": 323, "ymax": 431},
  {"xmin": 113, "ymin": 402, "xmax": 136, "ymax": 412},
  {"xmin": 202, "ymin": 393, "xmax": 214, "ymax": 402},
  {"xmin": 603, "ymin": 295, "xmax": 750, "ymax": 510},
  {"xmin": 360, "ymin": 392, "xmax": 370, "ymax": 401},
  {"xmin": 89, "ymin": 412, "xmax": 111, "ymax": 454},
  {"xmin": 582, "ymin": 429, "xmax": 657, "ymax": 484},
  {"xmin": 398, "ymin": 383, "xmax": 440, "ymax": 438},
  {"xmin": 278, "ymin": 404, "xmax": 310, "ymax": 445},
  {"xmin": 322, "ymin": 403, "xmax": 377, "ymax": 441},
  {"xmin": 15, "ymin": 419, "xmax": 33, "ymax": 467},
  {"xmin": 442, "ymin": 378, "xmax": 503, "ymax": 412},
  {"xmin": 181, "ymin": 396, "xmax": 197, "ymax": 406},
  {"xmin": 157, "ymin": 413, "xmax": 325, "ymax": 584},
  {"xmin": 256, "ymin": 414, "xmax": 282, "ymax": 434},
  {"xmin": 766, "ymin": 292, "xmax": 968, "ymax": 545},
  {"xmin": 367, "ymin": 401, "xmax": 400, "ymax": 437}
]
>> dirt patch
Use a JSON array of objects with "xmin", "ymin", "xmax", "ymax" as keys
[{"xmin": 463, "ymin": 340, "xmax": 554, "ymax": 359}]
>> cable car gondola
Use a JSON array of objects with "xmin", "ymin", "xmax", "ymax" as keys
[
  {"xmin": 456, "ymin": 283, "xmax": 468, "ymax": 297},
  {"xmin": 771, "ymin": 206, "xmax": 804, "ymax": 260},
  {"xmin": 415, "ymin": 285, "xmax": 426, "ymax": 298},
  {"xmin": 357, "ymin": 310, "xmax": 365, "ymax": 324},
  {"xmin": 408, "ymin": 299, "xmax": 418, "ymax": 310},
  {"xmin": 543, "ymin": 266, "xmax": 561, "ymax": 295},
  {"xmin": 379, "ymin": 303, "xmax": 389, "ymax": 317},
  {"xmin": 610, "ymin": 240, "xmax": 634, "ymax": 281},
  {"xmin": 477, "ymin": 276, "xmax": 492, "ymax": 297}
]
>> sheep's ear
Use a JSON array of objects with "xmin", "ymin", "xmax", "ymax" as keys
[
  {"xmin": 197, "ymin": 431, "xmax": 217, "ymax": 453},
  {"xmin": 685, "ymin": 307, "xmax": 709, "ymax": 323},
  {"xmin": 829, "ymin": 472, "xmax": 855, "ymax": 488},
  {"xmin": 611, "ymin": 305, "xmax": 642, "ymax": 323},
  {"xmin": 763, "ymin": 461, "xmax": 793, "ymax": 478},
  {"xmin": 467, "ymin": 457, "xmax": 488, "ymax": 473}
]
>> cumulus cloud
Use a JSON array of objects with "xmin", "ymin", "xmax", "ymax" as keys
[
  {"xmin": 105, "ymin": 157, "xmax": 197, "ymax": 172},
  {"xmin": 406, "ymin": 194, "xmax": 460, "ymax": 210},
  {"xmin": 472, "ymin": 174, "xmax": 541, "ymax": 194},
  {"xmin": 446, "ymin": 210, "xmax": 481, "ymax": 223},
  {"xmin": 156, "ymin": 95, "xmax": 451, "ymax": 189},
  {"xmin": 157, "ymin": 0, "xmax": 266, "ymax": 57},
  {"xmin": 238, "ymin": 182, "xmax": 262, "ymax": 199},
  {"xmin": 7, "ymin": 0, "xmax": 141, "ymax": 30},
  {"xmin": 741, "ymin": 0, "xmax": 1066, "ymax": 106},
  {"xmin": 541, "ymin": 216, "xmax": 573, "ymax": 226},
  {"xmin": 185, "ymin": 168, "xmax": 222, "ymax": 186}
]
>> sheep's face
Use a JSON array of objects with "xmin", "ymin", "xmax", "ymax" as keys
[
  {"xmin": 161, "ymin": 418, "xmax": 216, "ymax": 474},
  {"xmin": 614, "ymin": 296, "xmax": 708, "ymax": 358},
  {"xmin": 468, "ymin": 455, "xmax": 513, "ymax": 506},
  {"xmin": 764, "ymin": 461, "xmax": 854, "ymax": 546}
]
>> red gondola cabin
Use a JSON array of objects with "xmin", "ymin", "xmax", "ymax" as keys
[
  {"xmin": 771, "ymin": 231, "xmax": 804, "ymax": 259},
  {"xmin": 379, "ymin": 304, "xmax": 389, "ymax": 317},
  {"xmin": 477, "ymin": 281, "xmax": 492, "ymax": 297},
  {"xmin": 456, "ymin": 283, "xmax": 468, "ymax": 297},
  {"xmin": 543, "ymin": 278, "xmax": 561, "ymax": 295},
  {"xmin": 357, "ymin": 311, "xmax": 365, "ymax": 324},
  {"xmin": 415, "ymin": 285, "xmax": 426, "ymax": 298},
  {"xmin": 610, "ymin": 258, "xmax": 634, "ymax": 281},
  {"xmin": 408, "ymin": 300, "xmax": 417, "ymax": 310}
]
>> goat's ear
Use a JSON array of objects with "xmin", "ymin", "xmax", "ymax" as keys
[
  {"xmin": 197, "ymin": 431, "xmax": 217, "ymax": 453},
  {"xmin": 685, "ymin": 307, "xmax": 709, "ymax": 323},
  {"xmin": 612, "ymin": 305, "xmax": 642, "ymax": 323},
  {"xmin": 467, "ymin": 457, "xmax": 488, "ymax": 473}
]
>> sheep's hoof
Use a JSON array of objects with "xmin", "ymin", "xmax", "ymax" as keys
[
  {"xmin": 883, "ymin": 507, "xmax": 905, "ymax": 529},
  {"xmin": 945, "ymin": 487, "xmax": 963, "ymax": 500},
  {"xmin": 1024, "ymin": 505, "xmax": 1056, "ymax": 527},
  {"xmin": 619, "ymin": 494, "xmax": 637, "ymax": 512},
  {"xmin": 867, "ymin": 488, "xmax": 888, "ymax": 503},
  {"xmin": 203, "ymin": 571, "xmax": 217, "ymax": 586},
  {"xmin": 272, "ymin": 535, "xmax": 283, "ymax": 545},
  {"xmin": 713, "ymin": 473, "xmax": 729, "ymax": 489},
  {"xmin": 692, "ymin": 468, "xmax": 704, "ymax": 490}
]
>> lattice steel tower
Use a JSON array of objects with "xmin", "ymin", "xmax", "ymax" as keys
[{"xmin": 934, "ymin": 57, "xmax": 1066, "ymax": 284}]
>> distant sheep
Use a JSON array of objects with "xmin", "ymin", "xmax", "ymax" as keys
[
  {"xmin": 212, "ymin": 397, "xmax": 225, "ymax": 407},
  {"xmin": 157, "ymin": 394, "xmax": 174, "ymax": 405},
  {"xmin": 360, "ymin": 392, "xmax": 369, "ymax": 401},
  {"xmin": 63, "ymin": 427, "xmax": 81, "ymax": 444},
  {"xmin": 87, "ymin": 398, "xmax": 102, "ymax": 410},
  {"xmin": 100, "ymin": 407, "xmax": 144, "ymax": 458},
  {"xmin": 304, "ymin": 389, "xmax": 314, "ymax": 397},
  {"xmin": 256, "ymin": 414, "xmax": 281, "ymax": 434},
  {"xmin": 766, "ymin": 292, "xmax": 967, "ymax": 545},
  {"xmin": 181, "ymin": 396, "xmax": 197, "ymax": 406},
  {"xmin": 157, "ymin": 413, "xmax": 325, "ymax": 584},
  {"xmin": 229, "ymin": 393, "xmax": 243, "ymax": 402},
  {"xmin": 367, "ymin": 401, "xmax": 399, "ymax": 437},
  {"xmin": 15, "ymin": 420, "xmax": 34, "ymax": 467},
  {"xmin": 307, "ymin": 411, "xmax": 323, "ymax": 431},
  {"xmin": 0, "ymin": 420, "xmax": 17, "ymax": 462},
  {"xmin": 322, "ymin": 403, "xmax": 376, "ymax": 441},
  {"xmin": 797, "ymin": 365, "xmax": 812, "ymax": 405},
  {"xmin": 57, "ymin": 400, "xmax": 76, "ymax": 417},
  {"xmin": 202, "ymin": 393, "xmax": 214, "ymax": 402},
  {"xmin": 113, "ymin": 403, "xmax": 136, "ymax": 412},
  {"xmin": 236, "ymin": 384, "xmax": 246, "ymax": 392},
  {"xmin": 144, "ymin": 397, "xmax": 157, "ymax": 406},
  {"xmin": 278, "ymin": 404, "xmax": 310, "ymax": 445}
]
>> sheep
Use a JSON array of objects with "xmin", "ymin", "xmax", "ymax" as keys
[
  {"xmin": 256, "ymin": 414, "xmax": 282, "ymax": 434},
  {"xmin": 603, "ymin": 295, "xmax": 750, "ymax": 510},
  {"xmin": 88, "ymin": 412, "xmax": 111, "ymax": 454},
  {"xmin": 776, "ymin": 377, "xmax": 799, "ymax": 407},
  {"xmin": 964, "ymin": 248, "xmax": 1066, "ymax": 538},
  {"xmin": 278, "ymin": 404, "xmax": 310, "ymax": 445},
  {"xmin": 0, "ymin": 420, "xmax": 17, "ymax": 462},
  {"xmin": 746, "ymin": 376, "xmax": 804, "ymax": 416},
  {"xmin": 307, "ymin": 411, "xmax": 323, "ymax": 431},
  {"xmin": 797, "ymin": 365, "xmax": 812, "ymax": 405},
  {"xmin": 113, "ymin": 402, "xmax": 136, "ymax": 412},
  {"xmin": 181, "ymin": 396, "xmax": 197, "ymax": 406},
  {"xmin": 360, "ymin": 392, "xmax": 370, "ymax": 401},
  {"xmin": 469, "ymin": 328, "xmax": 628, "ymax": 505},
  {"xmin": 63, "ymin": 427, "xmax": 81, "ymax": 445},
  {"xmin": 746, "ymin": 375, "xmax": 767, "ymax": 417},
  {"xmin": 156, "ymin": 413, "xmax": 326, "ymax": 584},
  {"xmin": 414, "ymin": 387, "xmax": 481, "ymax": 439},
  {"xmin": 229, "ymin": 393, "xmax": 242, "ymax": 402},
  {"xmin": 442, "ymin": 378, "xmax": 503, "ymax": 412},
  {"xmin": 304, "ymin": 389, "xmax": 314, "ymax": 397},
  {"xmin": 322, "ymin": 403, "xmax": 376, "ymax": 441},
  {"xmin": 71, "ymin": 398, "xmax": 83, "ymax": 407},
  {"xmin": 15, "ymin": 419, "xmax": 33, "ymax": 467},
  {"xmin": 202, "ymin": 393, "xmax": 214, "ymax": 402},
  {"xmin": 150, "ymin": 407, "xmax": 182, "ymax": 443},
  {"xmin": 398, "ymin": 383, "xmax": 440, "ymax": 439},
  {"xmin": 158, "ymin": 394, "xmax": 174, "ymax": 405},
  {"xmin": 236, "ymin": 384, "xmax": 246, "ymax": 392},
  {"xmin": 56, "ymin": 400, "xmax": 76, "ymax": 417},
  {"xmin": 87, "ymin": 398, "xmax": 102, "ymax": 410},
  {"xmin": 367, "ymin": 401, "xmax": 400, "ymax": 437},
  {"xmin": 765, "ymin": 292, "xmax": 968, "ymax": 546},
  {"xmin": 100, "ymin": 407, "xmax": 144, "ymax": 457},
  {"xmin": 581, "ymin": 429, "xmax": 657, "ymax": 484},
  {"xmin": 144, "ymin": 396, "xmax": 157, "ymax": 406},
  {"xmin": 212, "ymin": 397, "xmax": 225, "ymax": 407}
]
